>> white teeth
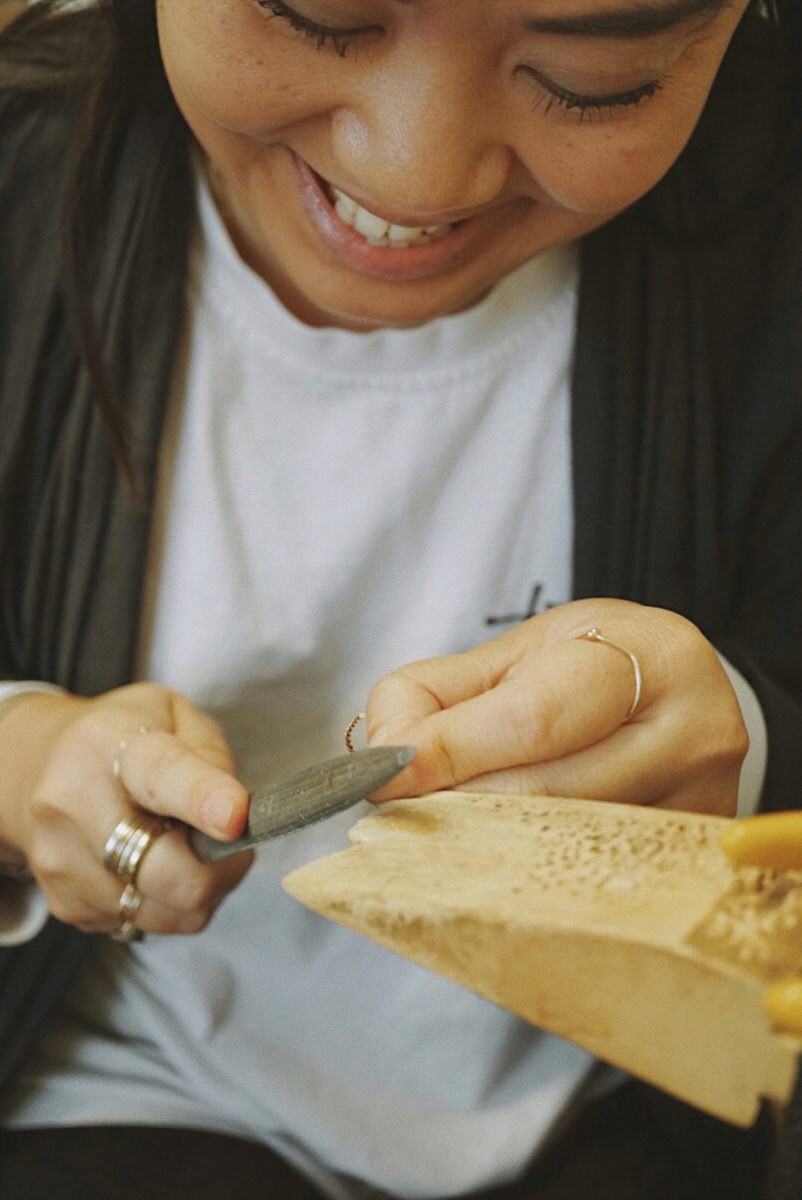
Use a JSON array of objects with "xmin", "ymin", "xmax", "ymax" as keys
[
  {"xmin": 387, "ymin": 222, "xmax": 424, "ymax": 243},
  {"xmin": 330, "ymin": 185, "xmax": 452, "ymax": 247},
  {"xmin": 352, "ymin": 207, "xmax": 390, "ymax": 241},
  {"xmin": 334, "ymin": 193, "xmax": 358, "ymax": 222}
]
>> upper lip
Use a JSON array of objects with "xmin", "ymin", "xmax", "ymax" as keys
[{"xmin": 310, "ymin": 164, "xmax": 499, "ymax": 230}]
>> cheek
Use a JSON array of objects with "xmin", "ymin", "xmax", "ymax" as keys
[
  {"xmin": 527, "ymin": 111, "xmax": 702, "ymax": 216},
  {"xmin": 520, "ymin": 50, "xmax": 731, "ymax": 218},
  {"xmin": 157, "ymin": 0, "xmax": 325, "ymax": 140}
]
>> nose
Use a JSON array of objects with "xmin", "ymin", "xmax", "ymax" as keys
[{"xmin": 330, "ymin": 52, "xmax": 512, "ymax": 220}]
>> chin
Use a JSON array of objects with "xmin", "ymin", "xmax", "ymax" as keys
[{"xmin": 288, "ymin": 275, "xmax": 498, "ymax": 331}]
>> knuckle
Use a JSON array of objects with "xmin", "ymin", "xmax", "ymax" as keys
[
  {"xmin": 47, "ymin": 895, "xmax": 85, "ymax": 928},
  {"xmin": 366, "ymin": 671, "xmax": 406, "ymax": 712},
  {"xmin": 647, "ymin": 608, "xmax": 718, "ymax": 695},
  {"xmin": 27, "ymin": 827, "xmax": 69, "ymax": 883},
  {"xmin": 429, "ymin": 726, "xmax": 459, "ymax": 787},
  {"xmin": 112, "ymin": 681, "xmax": 175, "ymax": 711},
  {"xmin": 725, "ymin": 708, "xmax": 750, "ymax": 765},
  {"xmin": 63, "ymin": 707, "xmax": 114, "ymax": 754},
  {"xmin": 528, "ymin": 701, "xmax": 559, "ymax": 756},
  {"xmin": 28, "ymin": 844, "xmax": 64, "ymax": 883},
  {"xmin": 28, "ymin": 788, "xmax": 64, "ymax": 831},
  {"xmin": 510, "ymin": 687, "xmax": 545, "ymax": 752},
  {"xmin": 688, "ymin": 702, "xmax": 748, "ymax": 778},
  {"xmin": 652, "ymin": 608, "xmax": 707, "ymax": 660},
  {"xmin": 168, "ymin": 871, "xmax": 217, "ymax": 915},
  {"xmin": 708, "ymin": 711, "xmax": 749, "ymax": 770}
]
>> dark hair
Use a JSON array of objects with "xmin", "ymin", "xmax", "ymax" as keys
[
  {"xmin": 0, "ymin": 0, "xmax": 188, "ymax": 497},
  {"xmin": 1, "ymin": 0, "xmax": 800, "ymax": 488}
]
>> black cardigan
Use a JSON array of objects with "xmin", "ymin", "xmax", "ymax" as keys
[{"xmin": 0, "ymin": 11, "xmax": 801, "ymax": 1105}]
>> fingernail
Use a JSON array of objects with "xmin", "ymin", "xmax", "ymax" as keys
[
  {"xmin": 205, "ymin": 790, "xmax": 237, "ymax": 836},
  {"xmin": 369, "ymin": 725, "xmax": 388, "ymax": 745}
]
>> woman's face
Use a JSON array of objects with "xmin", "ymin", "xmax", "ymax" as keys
[{"xmin": 157, "ymin": 0, "xmax": 749, "ymax": 330}]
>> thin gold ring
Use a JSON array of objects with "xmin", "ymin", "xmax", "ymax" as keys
[
  {"xmin": 573, "ymin": 627, "xmax": 643, "ymax": 721},
  {"xmin": 344, "ymin": 712, "xmax": 366, "ymax": 753}
]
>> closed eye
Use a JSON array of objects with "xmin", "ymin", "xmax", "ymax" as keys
[
  {"xmin": 256, "ymin": 0, "xmax": 375, "ymax": 56},
  {"xmin": 526, "ymin": 68, "xmax": 666, "ymax": 120}
]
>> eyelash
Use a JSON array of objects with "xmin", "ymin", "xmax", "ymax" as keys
[
  {"xmin": 537, "ymin": 77, "xmax": 665, "ymax": 121},
  {"xmin": 257, "ymin": 0, "xmax": 666, "ymax": 119},
  {"xmin": 257, "ymin": 0, "xmax": 360, "ymax": 56}
]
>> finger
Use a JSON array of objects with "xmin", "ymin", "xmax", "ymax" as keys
[
  {"xmin": 136, "ymin": 845, "xmax": 254, "ymax": 935},
  {"xmin": 169, "ymin": 695, "xmax": 238, "ymax": 775},
  {"xmin": 84, "ymin": 685, "xmax": 234, "ymax": 773},
  {"xmin": 93, "ymin": 791, "xmax": 254, "ymax": 916},
  {"xmin": 116, "ymin": 731, "xmax": 249, "ymax": 840},
  {"xmin": 64, "ymin": 832, "xmax": 254, "ymax": 936},
  {"xmin": 367, "ymin": 634, "xmax": 525, "ymax": 742},
  {"xmin": 74, "ymin": 884, "xmax": 231, "ymax": 939},
  {"xmin": 454, "ymin": 722, "xmax": 661, "ymax": 803},
  {"xmin": 455, "ymin": 712, "xmax": 739, "ymax": 817},
  {"xmin": 134, "ymin": 824, "xmax": 254, "ymax": 913},
  {"xmin": 369, "ymin": 636, "xmax": 645, "ymax": 799}
]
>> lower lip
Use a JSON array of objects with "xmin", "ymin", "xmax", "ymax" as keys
[{"xmin": 294, "ymin": 156, "xmax": 482, "ymax": 281}]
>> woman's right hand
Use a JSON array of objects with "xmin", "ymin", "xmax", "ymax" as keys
[{"xmin": 0, "ymin": 683, "xmax": 254, "ymax": 936}]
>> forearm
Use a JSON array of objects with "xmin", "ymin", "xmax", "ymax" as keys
[
  {"xmin": 0, "ymin": 685, "xmax": 76, "ymax": 947},
  {"xmin": 0, "ymin": 685, "xmax": 85, "ymax": 867}
]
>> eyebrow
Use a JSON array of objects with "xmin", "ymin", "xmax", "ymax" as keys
[{"xmin": 521, "ymin": 0, "xmax": 731, "ymax": 38}]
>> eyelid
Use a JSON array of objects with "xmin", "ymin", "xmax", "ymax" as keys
[
  {"xmin": 257, "ymin": 0, "xmax": 376, "ymax": 51},
  {"xmin": 525, "ymin": 66, "xmax": 665, "ymax": 114}
]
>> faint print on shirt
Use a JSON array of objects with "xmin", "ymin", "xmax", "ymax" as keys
[{"xmin": 485, "ymin": 582, "xmax": 559, "ymax": 627}]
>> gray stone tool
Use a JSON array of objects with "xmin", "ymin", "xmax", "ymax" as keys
[{"xmin": 189, "ymin": 745, "xmax": 415, "ymax": 862}]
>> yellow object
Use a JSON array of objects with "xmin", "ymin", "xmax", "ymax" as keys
[
  {"xmin": 764, "ymin": 979, "xmax": 802, "ymax": 1037},
  {"xmin": 719, "ymin": 811, "xmax": 802, "ymax": 872},
  {"xmin": 720, "ymin": 812, "xmax": 802, "ymax": 1034}
]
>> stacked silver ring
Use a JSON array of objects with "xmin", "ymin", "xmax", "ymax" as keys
[
  {"xmin": 104, "ymin": 813, "xmax": 172, "ymax": 944},
  {"xmin": 110, "ymin": 882, "xmax": 143, "ymax": 944},
  {"xmin": 104, "ymin": 727, "xmax": 172, "ymax": 943},
  {"xmin": 103, "ymin": 812, "xmax": 171, "ymax": 881}
]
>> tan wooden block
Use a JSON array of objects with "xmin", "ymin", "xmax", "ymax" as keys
[{"xmin": 283, "ymin": 792, "xmax": 802, "ymax": 1126}]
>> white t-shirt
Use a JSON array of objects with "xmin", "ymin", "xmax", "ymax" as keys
[
  {"xmin": 1, "ymin": 178, "xmax": 766, "ymax": 1196},
  {"xmin": 3, "ymin": 180, "xmax": 593, "ymax": 1198}
]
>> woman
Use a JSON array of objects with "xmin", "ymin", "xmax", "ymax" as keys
[{"xmin": 0, "ymin": 0, "xmax": 799, "ymax": 1196}]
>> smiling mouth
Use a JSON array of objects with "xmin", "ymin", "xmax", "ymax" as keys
[{"xmin": 320, "ymin": 177, "xmax": 459, "ymax": 249}]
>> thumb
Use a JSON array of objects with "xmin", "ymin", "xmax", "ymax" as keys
[
  {"xmin": 365, "ymin": 642, "xmax": 522, "ymax": 799},
  {"xmin": 171, "ymin": 694, "xmax": 238, "ymax": 777}
]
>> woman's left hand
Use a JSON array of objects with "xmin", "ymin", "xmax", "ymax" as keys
[{"xmin": 365, "ymin": 598, "xmax": 747, "ymax": 816}]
